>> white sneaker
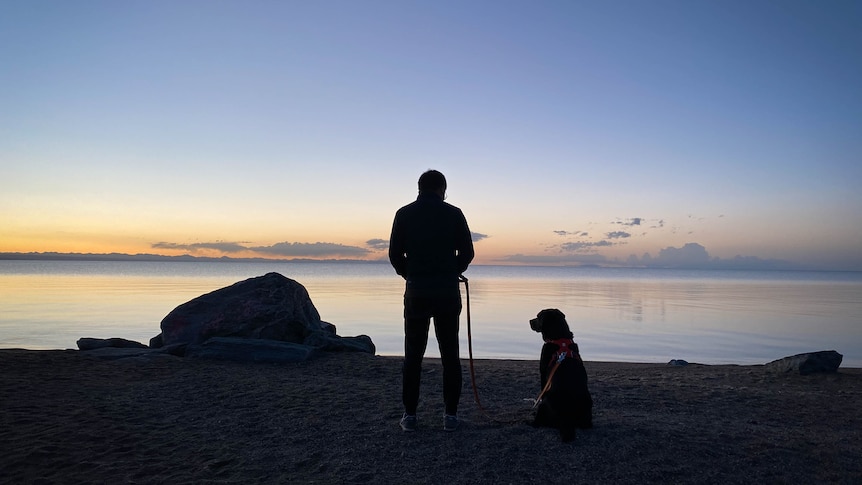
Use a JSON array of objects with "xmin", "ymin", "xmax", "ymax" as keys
[{"xmin": 400, "ymin": 413, "xmax": 417, "ymax": 432}]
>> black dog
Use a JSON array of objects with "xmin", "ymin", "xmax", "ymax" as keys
[{"xmin": 529, "ymin": 308, "xmax": 593, "ymax": 442}]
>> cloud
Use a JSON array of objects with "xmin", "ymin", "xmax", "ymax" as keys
[
  {"xmin": 628, "ymin": 242, "xmax": 798, "ymax": 270},
  {"xmin": 152, "ymin": 241, "xmax": 247, "ymax": 253},
  {"xmin": 151, "ymin": 232, "xmax": 486, "ymax": 259},
  {"xmin": 606, "ymin": 231, "xmax": 631, "ymax": 239},
  {"xmin": 655, "ymin": 242, "xmax": 710, "ymax": 265},
  {"xmin": 614, "ymin": 217, "xmax": 642, "ymax": 226},
  {"xmin": 355, "ymin": 234, "xmax": 486, "ymax": 252},
  {"xmin": 153, "ymin": 240, "xmax": 372, "ymax": 258},
  {"xmin": 496, "ymin": 239, "xmax": 807, "ymax": 269},
  {"xmin": 560, "ymin": 240, "xmax": 613, "ymax": 252},
  {"xmin": 499, "ymin": 253, "xmax": 608, "ymax": 265},
  {"xmin": 152, "ymin": 242, "xmax": 190, "ymax": 251},
  {"xmin": 554, "ymin": 230, "xmax": 588, "ymax": 237},
  {"xmin": 365, "ymin": 239, "xmax": 388, "ymax": 250},
  {"xmin": 251, "ymin": 241, "xmax": 370, "ymax": 258}
]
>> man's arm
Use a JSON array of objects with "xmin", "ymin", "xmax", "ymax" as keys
[
  {"xmin": 388, "ymin": 214, "xmax": 407, "ymax": 277},
  {"xmin": 455, "ymin": 209, "xmax": 474, "ymax": 274}
]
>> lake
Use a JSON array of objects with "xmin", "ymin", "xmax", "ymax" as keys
[{"xmin": 1, "ymin": 260, "xmax": 860, "ymax": 366}]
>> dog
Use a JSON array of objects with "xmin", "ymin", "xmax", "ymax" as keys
[{"xmin": 529, "ymin": 308, "xmax": 593, "ymax": 442}]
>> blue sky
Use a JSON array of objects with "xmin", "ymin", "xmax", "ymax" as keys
[{"xmin": 1, "ymin": 1, "xmax": 860, "ymax": 270}]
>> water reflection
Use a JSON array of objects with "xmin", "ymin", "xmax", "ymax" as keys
[
  {"xmin": 458, "ymin": 272, "xmax": 862, "ymax": 365},
  {"xmin": 1, "ymin": 262, "xmax": 860, "ymax": 366}
]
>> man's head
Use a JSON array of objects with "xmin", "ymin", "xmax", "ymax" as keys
[{"xmin": 418, "ymin": 170, "xmax": 447, "ymax": 198}]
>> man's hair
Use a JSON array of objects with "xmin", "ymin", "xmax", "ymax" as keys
[{"xmin": 418, "ymin": 170, "xmax": 447, "ymax": 193}]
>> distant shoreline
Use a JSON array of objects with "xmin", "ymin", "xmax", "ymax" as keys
[
  {"xmin": 0, "ymin": 251, "xmax": 387, "ymax": 264},
  {"xmin": 3, "ymin": 252, "xmax": 861, "ymax": 272}
]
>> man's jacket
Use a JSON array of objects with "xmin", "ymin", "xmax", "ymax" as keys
[{"xmin": 389, "ymin": 192, "xmax": 474, "ymax": 297}]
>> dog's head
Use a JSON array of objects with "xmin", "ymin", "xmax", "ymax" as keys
[{"xmin": 529, "ymin": 308, "xmax": 573, "ymax": 340}]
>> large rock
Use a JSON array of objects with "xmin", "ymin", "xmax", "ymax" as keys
[
  {"xmin": 151, "ymin": 272, "xmax": 374, "ymax": 354},
  {"xmin": 765, "ymin": 350, "xmax": 843, "ymax": 375},
  {"xmin": 152, "ymin": 272, "xmax": 325, "ymax": 347},
  {"xmin": 185, "ymin": 337, "xmax": 318, "ymax": 363}
]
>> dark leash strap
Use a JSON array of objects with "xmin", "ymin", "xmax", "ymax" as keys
[
  {"xmin": 461, "ymin": 275, "xmax": 522, "ymax": 424},
  {"xmin": 533, "ymin": 355, "xmax": 564, "ymax": 408},
  {"xmin": 460, "ymin": 275, "xmax": 485, "ymax": 412}
]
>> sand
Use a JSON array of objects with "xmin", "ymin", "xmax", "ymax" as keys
[{"xmin": 1, "ymin": 349, "xmax": 860, "ymax": 484}]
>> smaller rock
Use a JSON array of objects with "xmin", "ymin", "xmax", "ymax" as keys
[
  {"xmin": 765, "ymin": 350, "xmax": 843, "ymax": 375},
  {"xmin": 667, "ymin": 359, "xmax": 689, "ymax": 366},
  {"xmin": 302, "ymin": 332, "xmax": 376, "ymax": 354},
  {"xmin": 77, "ymin": 337, "xmax": 149, "ymax": 351},
  {"xmin": 320, "ymin": 321, "xmax": 337, "ymax": 335},
  {"xmin": 159, "ymin": 343, "xmax": 188, "ymax": 357},
  {"xmin": 78, "ymin": 347, "xmax": 167, "ymax": 360}
]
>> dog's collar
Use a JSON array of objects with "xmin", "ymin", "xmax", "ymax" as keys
[{"xmin": 546, "ymin": 338, "xmax": 579, "ymax": 364}]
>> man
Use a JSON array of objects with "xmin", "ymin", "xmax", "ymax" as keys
[{"xmin": 389, "ymin": 169, "xmax": 475, "ymax": 432}]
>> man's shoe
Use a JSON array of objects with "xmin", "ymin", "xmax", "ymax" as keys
[
  {"xmin": 443, "ymin": 414, "xmax": 459, "ymax": 432},
  {"xmin": 400, "ymin": 414, "xmax": 417, "ymax": 432}
]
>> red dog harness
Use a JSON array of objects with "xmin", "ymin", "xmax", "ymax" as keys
[
  {"xmin": 546, "ymin": 338, "xmax": 581, "ymax": 366},
  {"xmin": 534, "ymin": 338, "xmax": 581, "ymax": 408}
]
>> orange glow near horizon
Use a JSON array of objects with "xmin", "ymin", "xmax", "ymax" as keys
[{"xmin": 1, "ymin": 213, "xmax": 859, "ymax": 270}]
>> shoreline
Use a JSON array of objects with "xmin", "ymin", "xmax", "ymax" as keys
[
  {"xmin": 2, "ymin": 349, "xmax": 860, "ymax": 483},
  {"xmin": 3, "ymin": 346, "xmax": 858, "ymax": 369}
]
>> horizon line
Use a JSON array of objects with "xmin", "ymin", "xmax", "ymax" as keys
[{"xmin": 1, "ymin": 251, "xmax": 860, "ymax": 273}]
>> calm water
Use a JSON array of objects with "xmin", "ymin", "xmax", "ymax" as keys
[{"xmin": 1, "ymin": 261, "xmax": 860, "ymax": 366}]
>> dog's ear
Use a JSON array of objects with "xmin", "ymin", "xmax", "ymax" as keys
[
  {"xmin": 537, "ymin": 308, "xmax": 565, "ymax": 319},
  {"xmin": 540, "ymin": 309, "xmax": 572, "ymax": 340}
]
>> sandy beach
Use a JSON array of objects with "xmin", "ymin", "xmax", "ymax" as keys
[{"xmin": 1, "ymin": 349, "xmax": 860, "ymax": 484}]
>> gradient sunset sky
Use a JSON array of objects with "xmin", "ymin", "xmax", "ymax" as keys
[{"xmin": 2, "ymin": 1, "xmax": 860, "ymax": 270}]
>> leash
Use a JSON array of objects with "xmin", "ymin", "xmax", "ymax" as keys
[
  {"xmin": 533, "ymin": 355, "xmax": 564, "ymax": 408},
  {"xmin": 460, "ymin": 275, "xmax": 522, "ymax": 424},
  {"xmin": 460, "ymin": 275, "xmax": 486, "ymax": 412},
  {"xmin": 533, "ymin": 340, "xmax": 581, "ymax": 407}
]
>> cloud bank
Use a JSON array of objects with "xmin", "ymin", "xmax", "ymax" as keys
[
  {"xmin": 152, "ymin": 231, "xmax": 489, "ymax": 260},
  {"xmin": 502, "ymin": 242, "xmax": 797, "ymax": 270},
  {"xmin": 365, "ymin": 239, "xmax": 389, "ymax": 251},
  {"xmin": 251, "ymin": 242, "xmax": 371, "ymax": 258},
  {"xmin": 152, "ymin": 242, "xmax": 249, "ymax": 253},
  {"xmin": 153, "ymin": 240, "xmax": 371, "ymax": 259},
  {"xmin": 505, "ymin": 213, "xmax": 801, "ymax": 269},
  {"xmin": 627, "ymin": 243, "xmax": 797, "ymax": 270}
]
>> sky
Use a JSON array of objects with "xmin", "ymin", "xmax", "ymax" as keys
[{"xmin": 1, "ymin": 1, "xmax": 861, "ymax": 270}]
